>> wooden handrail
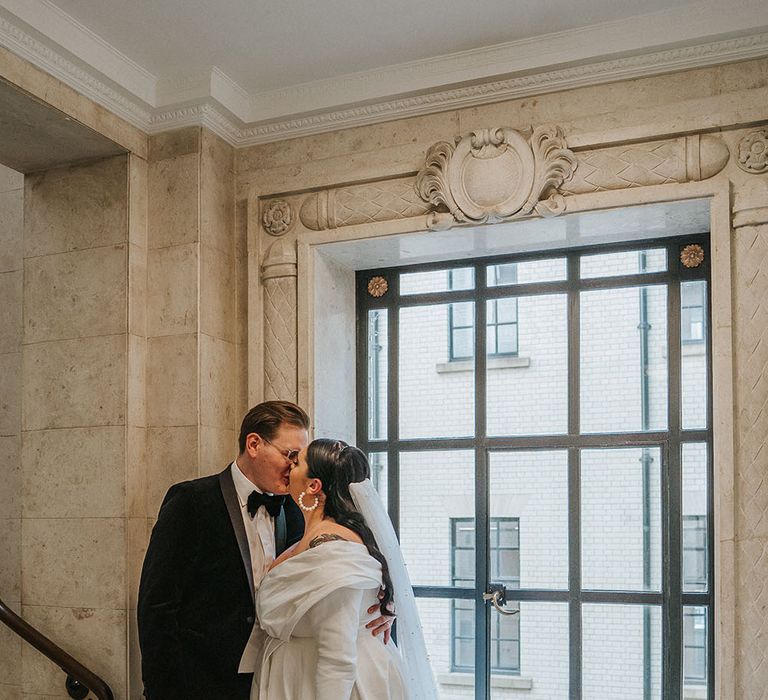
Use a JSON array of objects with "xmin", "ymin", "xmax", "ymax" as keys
[{"xmin": 0, "ymin": 597, "xmax": 114, "ymax": 700}]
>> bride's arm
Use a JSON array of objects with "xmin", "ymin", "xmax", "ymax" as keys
[{"xmin": 307, "ymin": 586, "xmax": 364, "ymax": 700}]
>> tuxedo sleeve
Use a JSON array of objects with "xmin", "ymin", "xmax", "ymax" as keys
[
  {"xmin": 307, "ymin": 586, "xmax": 363, "ymax": 700},
  {"xmin": 137, "ymin": 483, "xmax": 198, "ymax": 699}
]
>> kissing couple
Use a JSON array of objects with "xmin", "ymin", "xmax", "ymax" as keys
[{"xmin": 138, "ymin": 400, "xmax": 438, "ymax": 699}]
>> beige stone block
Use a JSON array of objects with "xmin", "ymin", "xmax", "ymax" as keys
[
  {"xmin": 127, "ymin": 334, "xmax": 146, "ymax": 428},
  {"xmin": 147, "ymin": 426, "xmax": 198, "ymax": 517},
  {"xmin": 128, "ymin": 155, "xmax": 148, "ymax": 250},
  {"xmin": 148, "ymin": 154, "xmax": 199, "ymax": 249},
  {"xmin": 200, "ymin": 334, "xmax": 235, "ymax": 430},
  {"xmin": 22, "ymin": 336, "xmax": 126, "ymax": 431},
  {"xmin": 149, "ymin": 127, "xmax": 201, "ymax": 162},
  {"xmin": 22, "ymin": 518, "xmax": 125, "ymax": 608},
  {"xmin": 0, "ymin": 271, "xmax": 22, "ymax": 353},
  {"xmin": 200, "ymin": 245, "xmax": 234, "ymax": 342},
  {"xmin": 0, "ymin": 685, "xmax": 22, "ymax": 700},
  {"xmin": 0, "ymin": 189, "xmax": 23, "ymax": 273},
  {"xmin": 201, "ymin": 130, "xmax": 234, "ymax": 256},
  {"xmin": 0, "ymin": 617, "xmax": 22, "ymax": 685},
  {"xmin": 21, "ymin": 427, "xmax": 125, "ymax": 518},
  {"xmin": 126, "ymin": 425, "xmax": 147, "ymax": 519},
  {"xmin": 128, "ymin": 243, "xmax": 147, "ymax": 338},
  {"xmin": 0, "ymin": 352, "xmax": 21, "ymax": 436},
  {"xmin": 234, "ymin": 198, "xmax": 247, "ymax": 259},
  {"xmin": 200, "ymin": 426, "xmax": 237, "ymax": 476},
  {"xmin": 147, "ymin": 243, "xmax": 198, "ymax": 336},
  {"xmin": 0, "ymin": 163, "xmax": 23, "ymax": 192},
  {"xmin": 0, "ymin": 436, "xmax": 20, "ymax": 518},
  {"xmin": 126, "ymin": 517, "xmax": 150, "ymax": 608},
  {"xmin": 234, "ymin": 251, "xmax": 247, "ymax": 347},
  {"xmin": 23, "ymin": 246, "xmax": 127, "ymax": 344},
  {"xmin": 127, "ymin": 603, "xmax": 142, "ymax": 700},
  {"xmin": 235, "ymin": 343, "xmax": 248, "ymax": 430},
  {"xmin": 146, "ymin": 334, "xmax": 198, "ymax": 427},
  {"xmin": 0, "ymin": 518, "xmax": 20, "ymax": 602},
  {"xmin": 20, "ymin": 605, "xmax": 126, "ymax": 698},
  {"xmin": 24, "ymin": 157, "xmax": 128, "ymax": 258}
]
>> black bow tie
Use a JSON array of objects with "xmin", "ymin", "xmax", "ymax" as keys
[{"xmin": 247, "ymin": 491, "xmax": 285, "ymax": 518}]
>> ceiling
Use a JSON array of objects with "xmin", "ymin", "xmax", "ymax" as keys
[{"xmin": 0, "ymin": 0, "xmax": 766, "ymax": 145}]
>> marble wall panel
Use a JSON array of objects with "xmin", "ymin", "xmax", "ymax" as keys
[
  {"xmin": 128, "ymin": 334, "xmax": 147, "ymax": 429},
  {"xmin": 0, "ymin": 617, "xmax": 22, "ymax": 690},
  {"xmin": 148, "ymin": 154, "xmax": 200, "ymax": 250},
  {"xmin": 24, "ymin": 156, "xmax": 128, "ymax": 257},
  {"xmin": 0, "ymin": 516, "xmax": 20, "ymax": 601},
  {"xmin": 200, "ymin": 333, "xmax": 235, "ymax": 431},
  {"xmin": 149, "ymin": 127, "xmax": 200, "ymax": 162},
  {"xmin": 129, "ymin": 155, "xmax": 148, "ymax": 251},
  {"xmin": 146, "ymin": 426, "xmax": 198, "ymax": 518},
  {"xmin": 128, "ymin": 243, "xmax": 148, "ymax": 339},
  {"xmin": 147, "ymin": 243, "xmax": 198, "ymax": 336},
  {"xmin": 201, "ymin": 129, "xmax": 234, "ymax": 256},
  {"xmin": 23, "ymin": 245, "xmax": 127, "ymax": 344},
  {"xmin": 21, "ymin": 426, "xmax": 125, "ymax": 518},
  {"xmin": 0, "ymin": 187, "xmax": 24, "ymax": 273},
  {"xmin": 22, "ymin": 335, "xmax": 126, "ymax": 431},
  {"xmin": 0, "ymin": 270, "xmax": 22, "ymax": 353},
  {"xmin": 199, "ymin": 426, "xmax": 237, "ymax": 477},
  {"xmin": 0, "ymin": 352, "xmax": 21, "ymax": 435},
  {"xmin": 200, "ymin": 244, "xmax": 235, "ymax": 343},
  {"xmin": 21, "ymin": 518, "xmax": 125, "ymax": 609},
  {"xmin": 146, "ymin": 334, "xmax": 198, "ymax": 427},
  {"xmin": 20, "ymin": 606, "xmax": 126, "ymax": 698},
  {"xmin": 0, "ymin": 436, "xmax": 20, "ymax": 519},
  {"xmin": 126, "ymin": 426, "xmax": 147, "ymax": 519},
  {"xmin": 0, "ymin": 163, "xmax": 23, "ymax": 192}
]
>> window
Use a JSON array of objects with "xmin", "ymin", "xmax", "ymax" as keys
[
  {"xmin": 682, "ymin": 281, "xmax": 706, "ymax": 343},
  {"xmin": 684, "ymin": 607, "xmax": 708, "ymax": 686},
  {"xmin": 449, "ymin": 266, "xmax": 519, "ymax": 360},
  {"xmin": 683, "ymin": 515, "xmax": 707, "ymax": 591},
  {"xmin": 451, "ymin": 518, "xmax": 520, "ymax": 674}
]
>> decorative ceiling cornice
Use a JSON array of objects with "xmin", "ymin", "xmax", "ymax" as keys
[{"xmin": 1, "ymin": 2, "xmax": 768, "ymax": 147}]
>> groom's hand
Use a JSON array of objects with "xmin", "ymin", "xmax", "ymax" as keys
[{"xmin": 366, "ymin": 597, "xmax": 396, "ymax": 644}]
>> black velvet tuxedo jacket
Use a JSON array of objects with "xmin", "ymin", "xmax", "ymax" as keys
[{"xmin": 137, "ymin": 466, "xmax": 304, "ymax": 700}]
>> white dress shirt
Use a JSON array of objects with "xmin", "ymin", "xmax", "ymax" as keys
[{"xmin": 230, "ymin": 462, "xmax": 277, "ymax": 591}]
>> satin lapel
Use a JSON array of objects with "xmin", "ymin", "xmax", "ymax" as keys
[{"xmin": 218, "ymin": 467, "xmax": 255, "ymax": 598}]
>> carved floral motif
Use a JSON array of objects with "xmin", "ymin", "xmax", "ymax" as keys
[
  {"xmin": 680, "ymin": 244, "xmax": 705, "ymax": 268},
  {"xmin": 416, "ymin": 126, "xmax": 576, "ymax": 224},
  {"xmin": 262, "ymin": 199, "xmax": 294, "ymax": 236},
  {"xmin": 737, "ymin": 130, "xmax": 768, "ymax": 174},
  {"xmin": 367, "ymin": 276, "xmax": 388, "ymax": 298}
]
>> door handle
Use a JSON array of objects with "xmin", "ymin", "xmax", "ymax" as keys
[{"xmin": 482, "ymin": 587, "xmax": 519, "ymax": 616}]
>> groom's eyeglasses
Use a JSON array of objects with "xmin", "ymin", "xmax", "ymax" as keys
[{"xmin": 260, "ymin": 436, "xmax": 300, "ymax": 466}]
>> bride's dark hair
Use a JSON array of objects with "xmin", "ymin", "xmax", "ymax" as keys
[{"xmin": 306, "ymin": 438, "xmax": 394, "ymax": 616}]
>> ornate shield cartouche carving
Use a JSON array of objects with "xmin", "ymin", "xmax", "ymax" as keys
[{"xmin": 415, "ymin": 126, "xmax": 576, "ymax": 225}]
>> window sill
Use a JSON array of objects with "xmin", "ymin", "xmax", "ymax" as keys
[
  {"xmin": 682, "ymin": 686, "xmax": 707, "ymax": 699},
  {"xmin": 436, "ymin": 356, "xmax": 531, "ymax": 373},
  {"xmin": 436, "ymin": 673, "xmax": 533, "ymax": 690}
]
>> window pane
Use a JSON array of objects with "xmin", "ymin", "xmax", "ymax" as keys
[
  {"xmin": 452, "ymin": 326, "xmax": 474, "ymax": 359},
  {"xmin": 399, "ymin": 304, "xmax": 474, "ymax": 439},
  {"xmin": 497, "ymin": 324, "xmax": 518, "ymax": 355},
  {"xmin": 496, "ymin": 298, "xmax": 518, "ymax": 323},
  {"xmin": 400, "ymin": 451, "xmax": 474, "ymax": 586},
  {"xmin": 683, "ymin": 606, "xmax": 708, "ymax": 692},
  {"xmin": 400, "ymin": 267, "xmax": 474, "ymax": 295},
  {"xmin": 491, "ymin": 602, "xmax": 569, "ymax": 699},
  {"xmin": 367, "ymin": 310, "xmax": 388, "ymax": 440},
  {"xmin": 682, "ymin": 443, "xmax": 708, "ymax": 592},
  {"xmin": 581, "ymin": 447, "xmax": 662, "ymax": 591},
  {"xmin": 488, "ymin": 257, "xmax": 567, "ymax": 286},
  {"xmin": 580, "ymin": 248, "xmax": 667, "ymax": 278},
  {"xmin": 416, "ymin": 597, "xmax": 476, "ymax": 687},
  {"xmin": 368, "ymin": 452, "xmax": 388, "ymax": 507},
  {"xmin": 581, "ymin": 286, "xmax": 668, "ymax": 433},
  {"xmin": 681, "ymin": 280, "xmax": 708, "ymax": 429},
  {"xmin": 490, "ymin": 451, "xmax": 569, "ymax": 589},
  {"xmin": 583, "ymin": 604, "xmax": 662, "ymax": 700},
  {"xmin": 487, "ymin": 294, "xmax": 568, "ymax": 436}
]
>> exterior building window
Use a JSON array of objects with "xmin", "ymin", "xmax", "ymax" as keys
[
  {"xmin": 449, "ymin": 266, "xmax": 519, "ymax": 360},
  {"xmin": 451, "ymin": 518, "xmax": 520, "ymax": 674},
  {"xmin": 682, "ymin": 282, "xmax": 706, "ymax": 343},
  {"xmin": 684, "ymin": 607, "xmax": 707, "ymax": 685},
  {"xmin": 683, "ymin": 515, "xmax": 707, "ymax": 685},
  {"xmin": 683, "ymin": 515, "xmax": 707, "ymax": 592}
]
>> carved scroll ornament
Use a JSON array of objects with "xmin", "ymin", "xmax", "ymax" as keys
[{"xmin": 415, "ymin": 125, "xmax": 577, "ymax": 224}]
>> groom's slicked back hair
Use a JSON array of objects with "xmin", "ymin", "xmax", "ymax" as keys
[{"xmin": 238, "ymin": 401, "xmax": 310, "ymax": 453}]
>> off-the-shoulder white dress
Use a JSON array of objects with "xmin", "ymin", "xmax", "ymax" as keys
[{"xmin": 245, "ymin": 539, "xmax": 408, "ymax": 700}]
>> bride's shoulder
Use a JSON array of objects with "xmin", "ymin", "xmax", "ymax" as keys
[{"xmin": 307, "ymin": 523, "xmax": 364, "ymax": 549}]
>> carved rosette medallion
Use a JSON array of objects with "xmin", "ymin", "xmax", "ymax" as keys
[
  {"xmin": 367, "ymin": 276, "xmax": 388, "ymax": 298},
  {"xmin": 737, "ymin": 130, "xmax": 768, "ymax": 174},
  {"xmin": 416, "ymin": 126, "xmax": 576, "ymax": 225},
  {"xmin": 262, "ymin": 199, "xmax": 295, "ymax": 236},
  {"xmin": 680, "ymin": 244, "xmax": 705, "ymax": 268}
]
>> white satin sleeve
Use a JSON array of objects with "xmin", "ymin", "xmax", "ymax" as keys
[{"xmin": 307, "ymin": 586, "xmax": 364, "ymax": 700}]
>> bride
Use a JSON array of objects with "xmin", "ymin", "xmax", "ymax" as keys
[{"xmin": 248, "ymin": 439, "xmax": 438, "ymax": 700}]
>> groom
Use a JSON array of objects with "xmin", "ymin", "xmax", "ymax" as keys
[{"xmin": 138, "ymin": 401, "xmax": 309, "ymax": 699}]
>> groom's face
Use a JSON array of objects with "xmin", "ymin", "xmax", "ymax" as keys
[{"xmin": 253, "ymin": 423, "xmax": 309, "ymax": 495}]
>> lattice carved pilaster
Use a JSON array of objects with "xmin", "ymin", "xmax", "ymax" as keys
[{"xmin": 261, "ymin": 239, "xmax": 297, "ymax": 401}]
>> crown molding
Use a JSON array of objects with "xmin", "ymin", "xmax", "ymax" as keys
[{"xmin": 1, "ymin": 1, "xmax": 768, "ymax": 147}]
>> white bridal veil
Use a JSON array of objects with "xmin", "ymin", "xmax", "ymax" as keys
[{"xmin": 349, "ymin": 479, "xmax": 440, "ymax": 700}]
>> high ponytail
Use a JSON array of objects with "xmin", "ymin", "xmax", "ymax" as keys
[{"xmin": 306, "ymin": 439, "xmax": 394, "ymax": 616}]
